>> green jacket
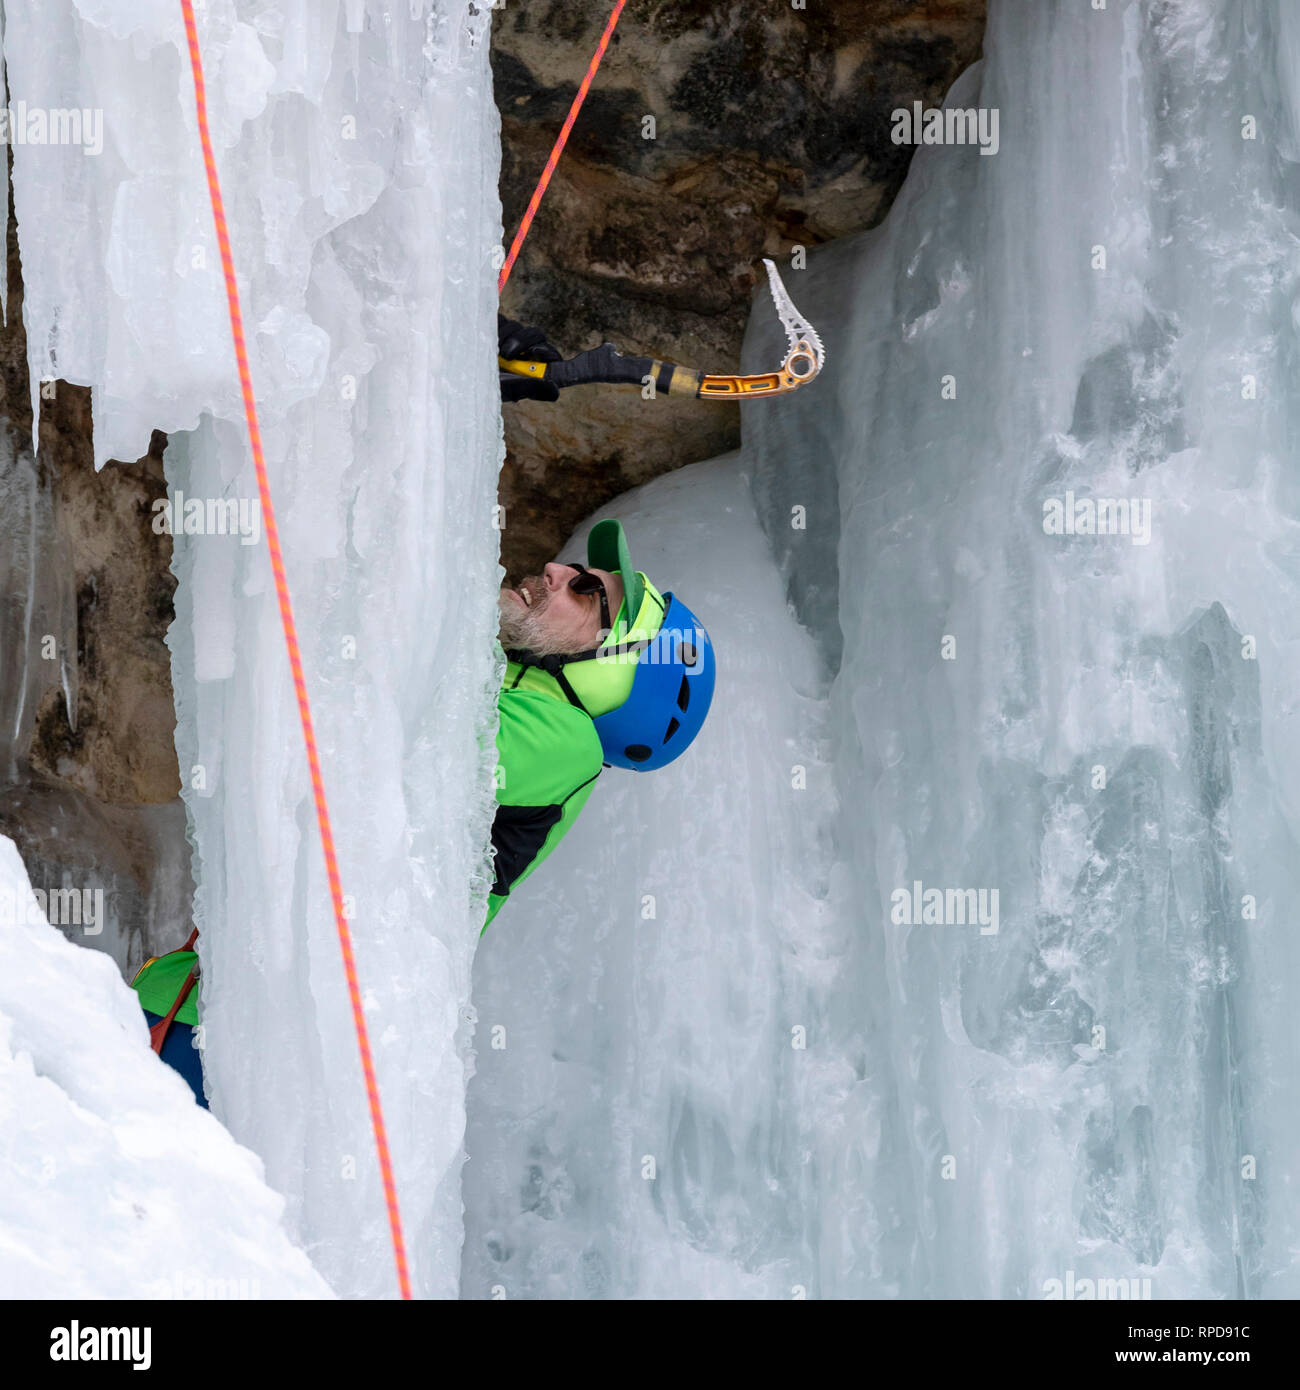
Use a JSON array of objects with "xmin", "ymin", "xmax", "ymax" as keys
[
  {"xmin": 484, "ymin": 658, "xmax": 604, "ymax": 929},
  {"xmin": 130, "ymin": 949, "xmax": 199, "ymax": 1025}
]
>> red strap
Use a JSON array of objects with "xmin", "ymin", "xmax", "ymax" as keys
[
  {"xmin": 149, "ymin": 926, "xmax": 200, "ymax": 1055},
  {"xmin": 178, "ymin": 0, "xmax": 411, "ymax": 1298},
  {"xmin": 498, "ymin": 0, "xmax": 626, "ymax": 294},
  {"xmin": 149, "ymin": 967, "xmax": 198, "ymax": 1054}
]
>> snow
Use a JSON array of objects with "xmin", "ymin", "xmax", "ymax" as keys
[{"xmin": 0, "ymin": 833, "xmax": 330, "ymax": 1298}]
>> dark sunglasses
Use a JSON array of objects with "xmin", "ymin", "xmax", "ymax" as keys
[{"xmin": 567, "ymin": 563, "xmax": 612, "ymax": 636}]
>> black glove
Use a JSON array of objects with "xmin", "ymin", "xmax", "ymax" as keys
[{"xmin": 498, "ymin": 313, "xmax": 561, "ymax": 403}]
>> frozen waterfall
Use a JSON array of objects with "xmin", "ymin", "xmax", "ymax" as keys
[
  {"xmin": 3, "ymin": 0, "xmax": 1297, "ymax": 1303},
  {"xmin": 462, "ymin": 0, "xmax": 1300, "ymax": 1299},
  {"xmin": 5, "ymin": 3, "xmax": 503, "ymax": 1298}
]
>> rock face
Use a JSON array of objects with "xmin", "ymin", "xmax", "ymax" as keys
[
  {"xmin": 494, "ymin": 0, "xmax": 986, "ymax": 576},
  {"xmin": 0, "ymin": 208, "xmax": 189, "ymax": 975}
]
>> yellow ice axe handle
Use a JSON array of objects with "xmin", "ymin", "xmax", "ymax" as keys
[
  {"xmin": 498, "ymin": 337, "xmax": 821, "ymax": 399},
  {"xmin": 497, "ymin": 356, "xmax": 550, "ymax": 380}
]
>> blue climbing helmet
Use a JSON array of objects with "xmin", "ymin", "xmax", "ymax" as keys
[
  {"xmin": 592, "ymin": 588, "xmax": 716, "ymax": 770},
  {"xmin": 538, "ymin": 519, "xmax": 717, "ymax": 771}
]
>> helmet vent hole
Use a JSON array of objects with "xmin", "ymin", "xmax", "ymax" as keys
[
  {"xmin": 681, "ymin": 642, "xmax": 697, "ymax": 667},
  {"xmin": 665, "ymin": 717, "xmax": 681, "ymax": 742},
  {"xmin": 626, "ymin": 744, "xmax": 653, "ymax": 763},
  {"xmin": 677, "ymin": 676, "xmax": 691, "ymax": 711}
]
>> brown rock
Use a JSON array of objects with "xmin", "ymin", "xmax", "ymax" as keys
[
  {"xmin": 495, "ymin": 0, "xmax": 985, "ymax": 576},
  {"xmin": 0, "ymin": 168, "xmax": 189, "ymax": 973}
]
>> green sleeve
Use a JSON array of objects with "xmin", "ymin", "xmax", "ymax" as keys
[{"xmin": 483, "ymin": 686, "xmax": 604, "ymax": 931}]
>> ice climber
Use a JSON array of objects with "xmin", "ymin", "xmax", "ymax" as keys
[
  {"xmin": 129, "ymin": 313, "xmax": 716, "ymax": 1106},
  {"xmin": 485, "ymin": 312, "xmax": 717, "ymax": 925}
]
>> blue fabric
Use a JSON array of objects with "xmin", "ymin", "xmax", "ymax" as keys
[
  {"xmin": 591, "ymin": 592, "xmax": 717, "ymax": 770},
  {"xmin": 143, "ymin": 1011, "xmax": 208, "ymax": 1110}
]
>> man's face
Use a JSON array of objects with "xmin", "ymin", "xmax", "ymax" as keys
[{"xmin": 499, "ymin": 562, "xmax": 625, "ymax": 657}]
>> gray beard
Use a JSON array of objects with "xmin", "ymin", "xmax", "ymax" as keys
[{"xmin": 497, "ymin": 584, "xmax": 580, "ymax": 658}]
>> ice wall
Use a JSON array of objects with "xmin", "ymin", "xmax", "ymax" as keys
[
  {"xmin": 0, "ymin": 430, "xmax": 75, "ymax": 788},
  {"xmin": 0, "ymin": 416, "xmax": 192, "ymax": 980},
  {"xmin": 464, "ymin": 0, "xmax": 1300, "ymax": 1300},
  {"xmin": 0, "ymin": 833, "xmax": 330, "ymax": 1298},
  {"xmin": 5, "ymin": 2, "xmax": 504, "ymax": 1297},
  {"xmin": 462, "ymin": 457, "xmax": 858, "ymax": 1298},
  {"xmin": 743, "ymin": 0, "xmax": 1300, "ymax": 1297}
]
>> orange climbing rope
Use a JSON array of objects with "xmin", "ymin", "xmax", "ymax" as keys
[
  {"xmin": 178, "ymin": 0, "xmax": 411, "ymax": 1300},
  {"xmin": 498, "ymin": 0, "xmax": 626, "ymax": 293}
]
